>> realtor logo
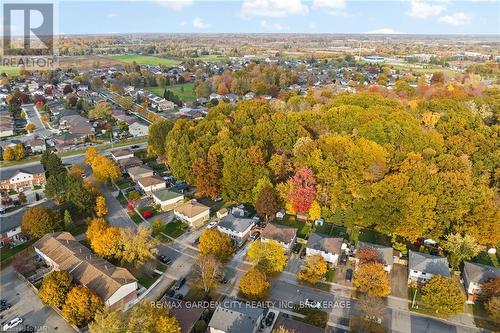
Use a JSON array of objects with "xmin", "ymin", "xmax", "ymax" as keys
[{"xmin": 2, "ymin": 3, "xmax": 55, "ymax": 56}]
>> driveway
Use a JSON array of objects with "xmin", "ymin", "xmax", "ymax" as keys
[
  {"xmin": 101, "ymin": 186, "xmax": 137, "ymax": 230},
  {"xmin": 391, "ymin": 263, "xmax": 409, "ymax": 298},
  {"xmin": 0, "ymin": 265, "xmax": 74, "ymax": 333},
  {"xmin": 22, "ymin": 104, "xmax": 53, "ymax": 138}
]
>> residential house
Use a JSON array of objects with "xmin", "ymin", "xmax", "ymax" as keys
[
  {"xmin": 357, "ymin": 241, "xmax": 394, "ymax": 272},
  {"xmin": 216, "ymin": 208, "xmax": 228, "ymax": 219},
  {"xmin": 117, "ymin": 156, "xmax": 143, "ymax": 171},
  {"xmin": 137, "ymin": 175, "xmax": 166, "ymax": 194},
  {"xmin": 463, "ymin": 261, "xmax": 500, "ymax": 303},
  {"xmin": 34, "ymin": 232, "xmax": 137, "ymax": 310},
  {"xmin": 0, "ymin": 111, "xmax": 14, "ymax": 137},
  {"xmin": 174, "ymin": 200, "xmax": 210, "ymax": 229},
  {"xmin": 260, "ymin": 223, "xmax": 297, "ymax": 252},
  {"xmin": 163, "ymin": 298, "xmax": 204, "ymax": 333},
  {"xmin": 26, "ymin": 136, "xmax": 46, "ymax": 153},
  {"xmin": 152, "ymin": 189, "xmax": 184, "ymax": 211},
  {"xmin": 111, "ymin": 147, "xmax": 134, "ymax": 161},
  {"xmin": 59, "ymin": 114, "xmax": 94, "ymax": 139},
  {"xmin": 272, "ymin": 313, "xmax": 323, "ymax": 333},
  {"xmin": 157, "ymin": 99, "xmax": 175, "ymax": 111},
  {"xmin": 217, "ymin": 213, "xmax": 255, "ymax": 247},
  {"xmin": 128, "ymin": 122, "xmax": 149, "ymax": 137},
  {"xmin": 408, "ymin": 250, "xmax": 450, "ymax": 284},
  {"xmin": 306, "ymin": 233, "xmax": 344, "ymax": 265},
  {"xmin": 53, "ymin": 133, "xmax": 86, "ymax": 150},
  {"xmin": 127, "ymin": 165, "xmax": 154, "ymax": 182},
  {"xmin": 0, "ymin": 164, "xmax": 46, "ymax": 191},
  {"xmin": 208, "ymin": 297, "xmax": 264, "ymax": 333}
]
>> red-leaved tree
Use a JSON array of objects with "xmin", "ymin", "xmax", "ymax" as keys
[{"xmin": 287, "ymin": 167, "xmax": 317, "ymax": 213}]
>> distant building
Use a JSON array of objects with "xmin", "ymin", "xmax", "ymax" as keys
[
  {"xmin": 128, "ymin": 122, "xmax": 149, "ymax": 137},
  {"xmin": 34, "ymin": 232, "xmax": 137, "ymax": 310},
  {"xmin": 127, "ymin": 165, "xmax": 154, "ymax": 182}
]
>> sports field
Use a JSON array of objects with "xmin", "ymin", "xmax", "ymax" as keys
[{"xmin": 106, "ymin": 55, "xmax": 182, "ymax": 67}]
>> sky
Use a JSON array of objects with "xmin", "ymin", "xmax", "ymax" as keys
[{"xmin": 34, "ymin": 0, "xmax": 500, "ymax": 35}]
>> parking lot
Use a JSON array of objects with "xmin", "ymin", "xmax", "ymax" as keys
[{"xmin": 0, "ymin": 265, "xmax": 75, "ymax": 332}]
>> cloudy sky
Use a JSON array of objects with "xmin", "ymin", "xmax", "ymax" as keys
[{"xmin": 55, "ymin": 0, "xmax": 499, "ymax": 35}]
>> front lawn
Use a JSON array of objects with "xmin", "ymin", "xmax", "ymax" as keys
[
  {"xmin": 129, "ymin": 211, "xmax": 144, "ymax": 224},
  {"xmin": 138, "ymin": 206, "xmax": 159, "ymax": 218},
  {"xmin": 275, "ymin": 215, "xmax": 311, "ymax": 239},
  {"xmin": 162, "ymin": 219, "xmax": 188, "ymax": 238},
  {"xmin": 325, "ymin": 268, "xmax": 335, "ymax": 282},
  {"xmin": 116, "ymin": 192, "xmax": 128, "ymax": 206},
  {"xmin": 115, "ymin": 177, "xmax": 135, "ymax": 190}
]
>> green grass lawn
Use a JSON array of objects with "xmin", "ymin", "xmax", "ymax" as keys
[
  {"xmin": 195, "ymin": 54, "xmax": 228, "ymax": 62},
  {"xmin": 292, "ymin": 306, "xmax": 328, "ymax": 328},
  {"xmin": 106, "ymin": 55, "xmax": 181, "ymax": 67},
  {"xmin": 138, "ymin": 205, "xmax": 159, "ymax": 217},
  {"xmin": 116, "ymin": 192, "xmax": 128, "ymax": 206},
  {"xmin": 0, "ymin": 66, "xmax": 20, "ymax": 76},
  {"xmin": 68, "ymin": 222, "xmax": 87, "ymax": 236},
  {"xmin": 276, "ymin": 215, "xmax": 311, "ymax": 239},
  {"xmin": 147, "ymin": 82, "xmax": 196, "ymax": 101},
  {"xmin": 325, "ymin": 268, "xmax": 335, "ymax": 282},
  {"xmin": 314, "ymin": 223, "xmax": 348, "ymax": 238},
  {"xmin": 473, "ymin": 251, "xmax": 499, "ymax": 268},
  {"xmin": 162, "ymin": 219, "xmax": 188, "ymax": 238},
  {"xmin": 129, "ymin": 211, "xmax": 143, "ymax": 224},
  {"xmin": 0, "ymin": 239, "xmax": 36, "ymax": 262}
]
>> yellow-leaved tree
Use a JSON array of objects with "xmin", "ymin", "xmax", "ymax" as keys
[
  {"xmin": 95, "ymin": 196, "xmax": 108, "ymax": 217},
  {"xmin": 353, "ymin": 262, "xmax": 391, "ymax": 297},
  {"xmin": 62, "ymin": 285, "xmax": 103, "ymax": 327},
  {"xmin": 198, "ymin": 228, "xmax": 234, "ymax": 262},
  {"xmin": 297, "ymin": 255, "xmax": 328, "ymax": 284},
  {"xmin": 239, "ymin": 267, "xmax": 270, "ymax": 300},
  {"xmin": 247, "ymin": 240, "xmax": 288, "ymax": 274}
]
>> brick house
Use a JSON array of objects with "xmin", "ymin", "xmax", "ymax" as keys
[{"xmin": 0, "ymin": 164, "xmax": 46, "ymax": 191}]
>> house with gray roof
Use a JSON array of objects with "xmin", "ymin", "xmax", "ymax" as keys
[
  {"xmin": 127, "ymin": 165, "xmax": 154, "ymax": 181},
  {"xmin": 217, "ymin": 213, "xmax": 256, "ymax": 247},
  {"xmin": 306, "ymin": 233, "xmax": 344, "ymax": 265},
  {"xmin": 357, "ymin": 241, "xmax": 394, "ymax": 272},
  {"xmin": 463, "ymin": 261, "xmax": 500, "ymax": 303},
  {"xmin": 408, "ymin": 250, "xmax": 450, "ymax": 284},
  {"xmin": 208, "ymin": 297, "xmax": 264, "ymax": 333}
]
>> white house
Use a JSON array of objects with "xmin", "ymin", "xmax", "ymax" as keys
[
  {"xmin": 174, "ymin": 200, "xmax": 210, "ymax": 229},
  {"xmin": 217, "ymin": 213, "xmax": 255, "ymax": 247},
  {"xmin": 110, "ymin": 147, "xmax": 134, "ymax": 161},
  {"xmin": 306, "ymin": 233, "xmax": 344, "ymax": 265},
  {"xmin": 260, "ymin": 223, "xmax": 297, "ymax": 252},
  {"xmin": 152, "ymin": 189, "xmax": 184, "ymax": 211},
  {"xmin": 34, "ymin": 232, "xmax": 137, "ymax": 310},
  {"xmin": 408, "ymin": 250, "xmax": 450, "ymax": 284},
  {"xmin": 463, "ymin": 261, "xmax": 500, "ymax": 303},
  {"xmin": 127, "ymin": 165, "xmax": 154, "ymax": 182},
  {"xmin": 137, "ymin": 175, "xmax": 166, "ymax": 193},
  {"xmin": 208, "ymin": 297, "xmax": 264, "ymax": 333},
  {"xmin": 128, "ymin": 122, "xmax": 149, "ymax": 137}
]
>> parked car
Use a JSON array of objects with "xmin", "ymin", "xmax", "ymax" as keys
[
  {"xmin": 264, "ymin": 311, "xmax": 276, "ymax": 326},
  {"xmin": 300, "ymin": 251, "xmax": 306, "ymax": 259},
  {"xmin": 0, "ymin": 302, "xmax": 12, "ymax": 312},
  {"xmin": 305, "ymin": 299, "xmax": 321, "ymax": 309},
  {"xmin": 2, "ymin": 317, "xmax": 23, "ymax": 331},
  {"xmin": 174, "ymin": 293, "xmax": 184, "ymax": 300},
  {"xmin": 219, "ymin": 275, "xmax": 228, "ymax": 284},
  {"xmin": 250, "ymin": 231, "xmax": 260, "ymax": 241},
  {"xmin": 193, "ymin": 237, "xmax": 200, "ymax": 245},
  {"xmin": 166, "ymin": 289, "xmax": 175, "ymax": 297},
  {"xmin": 345, "ymin": 268, "xmax": 353, "ymax": 282},
  {"xmin": 292, "ymin": 243, "xmax": 301, "ymax": 254},
  {"xmin": 131, "ymin": 145, "xmax": 140, "ymax": 149},
  {"xmin": 174, "ymin": 277, "xmax": 186, "ymax": 290},
  {"xmin": 340, "ymin": 253, "xmax": 348, "ymax": 265},
  {"xmin": 158, "ymin": 255, "xmax": 172, "ymax": 265},
  {"xmin": 206, "ymin": 221, "xmax": 217, "ymax": 229}
]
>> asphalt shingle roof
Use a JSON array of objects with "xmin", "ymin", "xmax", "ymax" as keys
[{"xmin": 409, "ymin": 250, "xmax": 450, "ymax": 277}]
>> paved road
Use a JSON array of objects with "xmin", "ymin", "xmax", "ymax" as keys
[
  {"xmin": 0, "ymin": 265, "xmax": 75, "ymax": 333},
  {"xmin": 22, "ymin": 104, "xmax": 52, "ymax": 137},
  {"xmin": 101, "ymin": 185, "xmax": 137, "ymax": 230}
]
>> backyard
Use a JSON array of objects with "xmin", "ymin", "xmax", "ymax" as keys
[
  {"xmin": 147, "ymin": 82, "xmax": 196, "ymax": 101},
  {"xmin": 275, "ymin": 215, "xmax": 312, "ymax": 239}
]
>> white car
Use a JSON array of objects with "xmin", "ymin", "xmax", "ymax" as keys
[
  {"xmin": 304, "ymin": 299, "xmax": 321, "ymax": 309},
  {"xmin": 206, "ymin": 221, "xmax": 217, "ymax": 229},
  {"xmin": 2, "ymin": 317, "xmax": 23, "ymax": 331}
]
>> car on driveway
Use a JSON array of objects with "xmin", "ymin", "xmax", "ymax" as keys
[
  {"xmin": 0, "ymin": 302, "xmax": 12, "ymax": 312},
  {"xmin": 264, "ymin": 311, "xmax": 276, "ymax": 326},
  {"xmin": 174, "ymin": 277, "xmax": 186, "ymax": 290},
  {"xmin": 207, "ymin": 221, "xmax": 217, "ymax": 229},
  {"xmin": 250, "ymin": 231, "xmax": 260, "ymax": 241},
  {"xmin": 2, "ymin": 317, "xmax": 23, "ymax": 331},
  {"xmin": 345, "ymin": 268, "xmax": 353, "ymax": 282}
]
